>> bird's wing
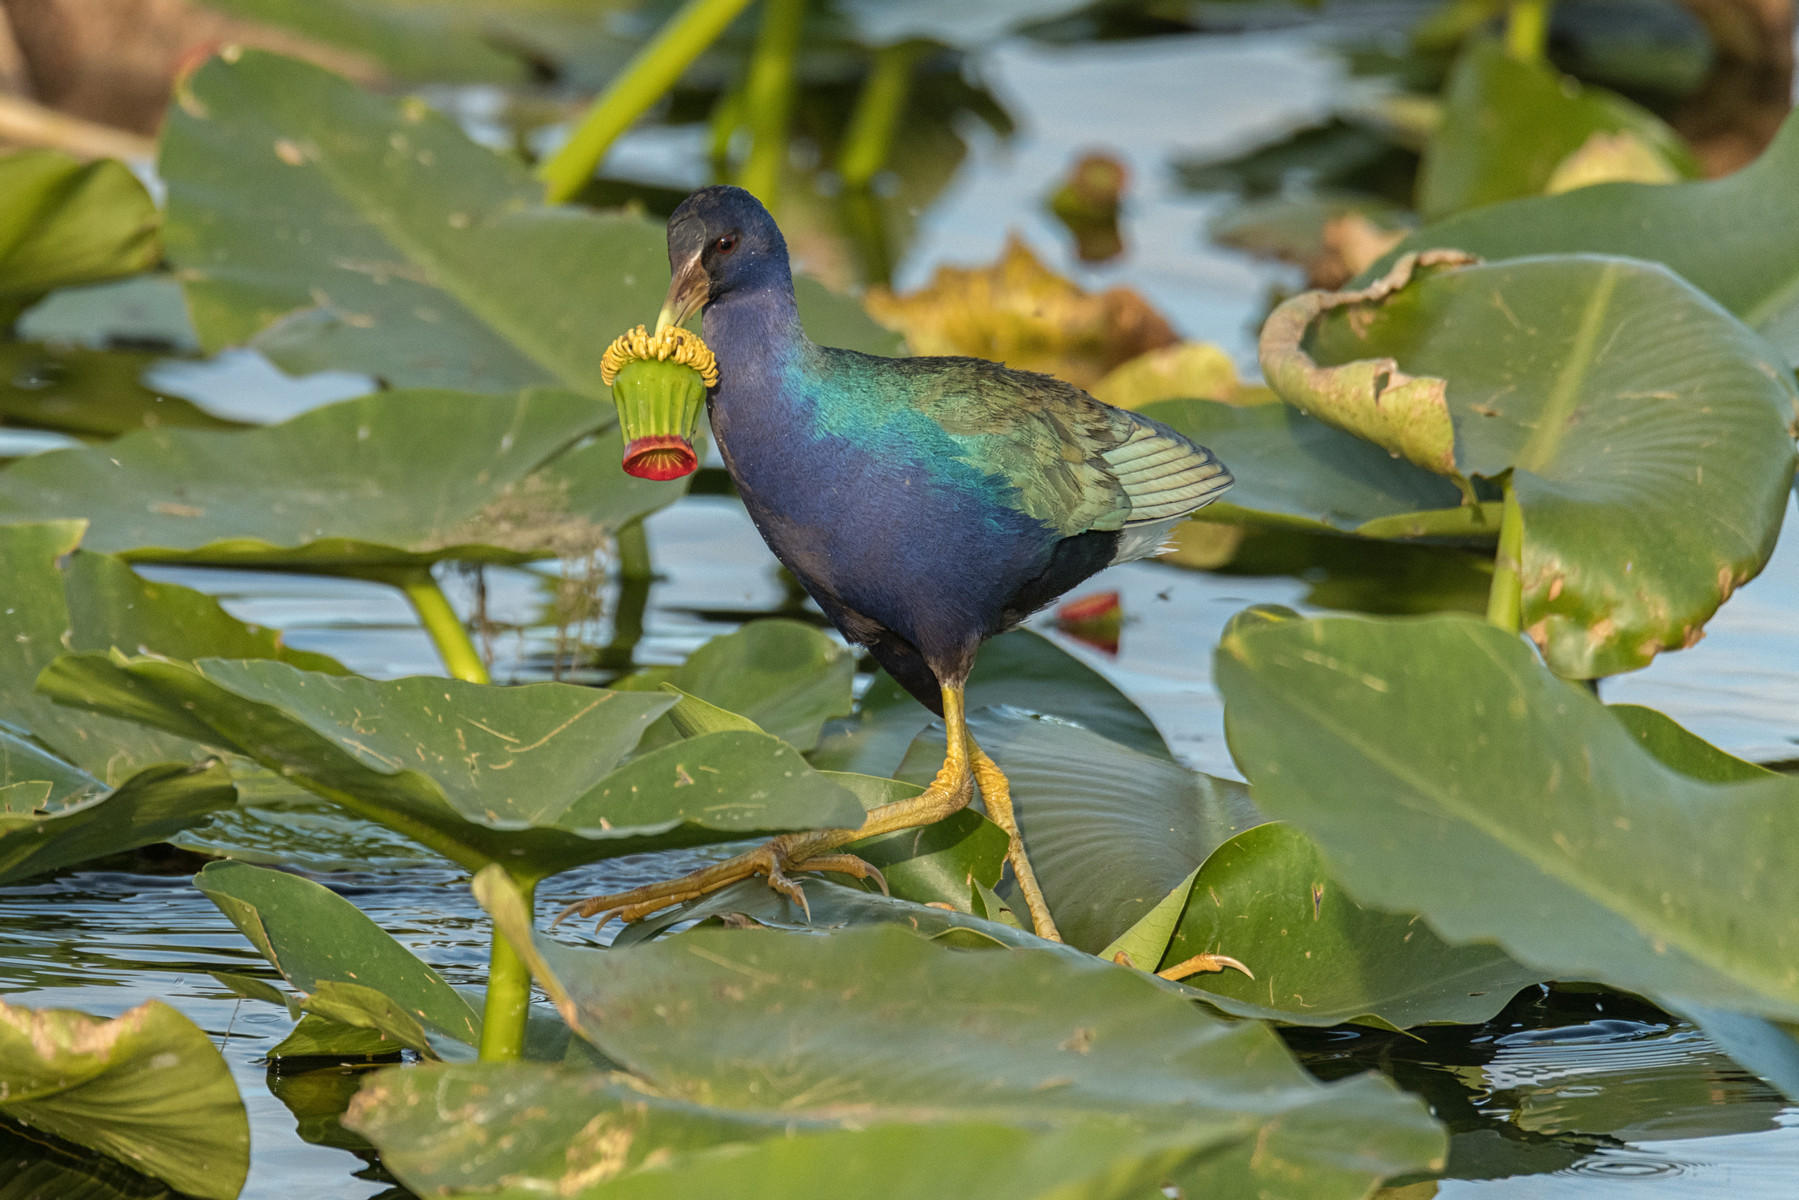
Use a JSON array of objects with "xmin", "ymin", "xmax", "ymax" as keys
[{"xmin": 876, "ymin": 356, "xmax": 1231, "ymax": 536}]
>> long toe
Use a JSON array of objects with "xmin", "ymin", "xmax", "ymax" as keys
[{"xmin": 1158, "ymin": 952, "xmax": 1254, "ymax": 982}]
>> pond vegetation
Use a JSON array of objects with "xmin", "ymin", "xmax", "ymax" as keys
[{"xmin": 2, "ymin": 1, "xmax": 1798, "ymax": 1197}]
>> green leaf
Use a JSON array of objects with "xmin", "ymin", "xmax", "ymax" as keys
[
  {"xmin": 159, "ymin": 50, "xmax": 896, "ymax": 396},
  {"xmin": 0, "ymin": 523, "xmax": 224, "ymax": 782},
  {"xmin": 0, "ymin": 997, "xmax": 248, "ymax": 1200},
  {"xmin": 198, "ymin": 0, "xmax": 532, "ymax": 83},
  {"xmin": 1166, "ymin": 821, "xmax": 1541, "ymax": 1028},
  {"xmin": 1216, "ymin": 612, "xmax": 1799, "ymax": 1022},
  {"xmin": 40, "ymin": 655, "xmax": 865, "ymax": 878},
  {"xmin": 195, "ymin": 860, "xmax": 481, "ymax": 1055},
  {"xmin": 1386, "ymin": 106, "xmax": 1799, "ymax": 362},
  {"xmin": 0, "ymin": 151, "xmax": 159, "ymax": 326},
  {"xmin": 353, "ymin": 1067, "xmax": 1234, "ymax": 1200},
  {"xmin": 812, "ymin": 629, "xmax": 1170, "ymax": 778},
  {"xmin": 622, "ymin": 620, "xmax": 855, "ymax": 753},
  {"xmin": 897, "ymin": 711, "xmax": 1261, "ymax": 955},
  {"xmin": 427, "ymin": 871, "xmax": 1447, "ymax": 1199},
  {"xmin": 63, "ymin": 550, "xmax": 343, "ymax": 672},
  {"xmin": 1138, "ymin": 398, "xmax": 1473, "ymax": 538},
  {"xmin": 0, "ymin": 736, "xmax": 235, "ymax": 886},
  {"xmin": 1609, "ymin": 703, "xmax": 1776, "ymax": 783},
  {"xmin": 1417, "ymin": 39, "xmax": 1696, "ymax": 221},
  {"xmin": 0, "ymin": 341, "xmax": 239, "ymax": 440},
  {"xmin": 601, "ymin": 770, "xmax": 1009, "ymax": 946},
  {"xmin": 1264, "ymin": 252, "xmax": 1797, "ymax": 677},
  {"xmin": 1099, "ymin": 865, "xmax": 1199, "ymax": 970},
  {"xmin": 0, "ymin": 388, "xmax": 676, "ymax": 568},
  {"xmin": 608, "ymin": 876, "xmax": 1043, "ymax": 952}
]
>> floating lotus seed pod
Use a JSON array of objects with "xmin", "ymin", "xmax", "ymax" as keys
[{"xmin": 599, "ymin": 324, "xmax": 719, "ymax": 480}]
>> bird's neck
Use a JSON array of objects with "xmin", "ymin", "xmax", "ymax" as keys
[{"xmin": 701, "ymin": 266, "xmax": 809, "ymax": 393}]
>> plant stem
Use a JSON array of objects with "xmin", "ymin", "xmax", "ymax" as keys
[
  {"xmin": 477, "ymin": 874, "xmax": 537, "ymax": 1061},
  {"xmin": 537, "ymin": 0, "xmax": 757, "ymax": 204},
  {"xmin": 838, "ymin": 41, "xmax": 919, "ymax": 190},
  {"xmin": 1485, "ymin": 479, "xmax": 1524, "ymax": 633},
  {"xmin": 736, "ymin": 0, "xmax": 804, "ymax": 202},
  {"xmin": 1504, "ymin": 0, "xmax": 1551, "ymax": 64},
  {"xmin": 707, "ymin": 79, "xmax": 746, "ymax": 172},
  {"xmin": 379, "ymin": 565, "xmax": 491, "ymax": 684},
  {"xmin": 615, "ymin": 518, "xmax": 653, "ymax": 581}
]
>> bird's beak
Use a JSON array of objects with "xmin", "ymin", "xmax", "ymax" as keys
[{"xmin": 655, "ymin": 251, "xmax": 708, "ymax": 335}]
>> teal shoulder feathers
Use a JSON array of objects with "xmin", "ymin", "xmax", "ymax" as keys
[{"xmin": 815, "ymin": 349, "xmax": 1231, "ymax": 546}]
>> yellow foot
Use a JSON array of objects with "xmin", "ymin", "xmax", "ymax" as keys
[
  {"xmin": 1113, "ymin": 949, "xmax": 1254, "ymax": 982},
  {"xmin": 554, "ymin": 835, "xmax": 888, "ymax": 930}
]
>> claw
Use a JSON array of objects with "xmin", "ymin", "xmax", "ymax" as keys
[
  {"xmin": 1112, "ymin": 949, "xmax": 1255, "ymax": 982},
  {"xmin": 1158, "ymin": 952, "xmax": 1254, "ymax": 982}
]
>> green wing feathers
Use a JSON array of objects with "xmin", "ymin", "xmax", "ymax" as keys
[{"xmin": 1100, "ymin": 415, "xmax": 1233, "ymax": 526}]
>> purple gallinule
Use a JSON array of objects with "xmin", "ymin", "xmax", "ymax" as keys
[{"xmin": 563, "ymin": 187, "xmax": 1232, "ymax": 943}]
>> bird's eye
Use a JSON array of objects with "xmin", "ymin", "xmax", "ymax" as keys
[{"xmin": 713, "ymin": 233, "xmax": 738, "ymax": 255}]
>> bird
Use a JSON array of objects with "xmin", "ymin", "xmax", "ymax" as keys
[{"xmin": 561, "ymin": 186, "xmax": 1232, "ymax": 943}]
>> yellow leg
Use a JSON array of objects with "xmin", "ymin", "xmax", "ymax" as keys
[
  {"xmin": 556, "ymin": 684, "xmax": 977, "ymax": 929},
  {"xmin": 968, "ymin": 741, "xmax": 1061, "ymax": 943}
]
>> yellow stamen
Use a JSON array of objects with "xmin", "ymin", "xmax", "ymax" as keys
[{"xmin": 599, "ymin": 324, "xmax": 719, "ymax": 388}]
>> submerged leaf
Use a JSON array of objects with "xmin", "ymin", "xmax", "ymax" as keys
[{"xmin": 0, "ymin": 997, "xmax": 248, "ymax": 1199}]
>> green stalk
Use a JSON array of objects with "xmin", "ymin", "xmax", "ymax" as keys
[
  {"xmin": 736, "ymin": 0, "xmax": 804, "ymax": 202},
  {"xmin": 615, "ymin": 518, "xmax": 654, "ymax": 582},
  {"xmin": 477, "ymin": 874, "xmax": 537, "ymax": 1061},
  {"xmin": 838, "ymin": 42, "xmax": 919, "ymax": 189},
  {"xmin": 708, "ymin": 79, "xmax": 747, "ymax": 172},
  {"xmin": 382, "ymin": 566, "xmax": 492, "ymax": 684},
  {"xmin": 537, "ymin": 0, "xmax": 757, "ymax": 204},
  {"xmin": 1504, "ymin": 0, "xmax": 1551, "ymax": 64},
  {"xmin": 1485, "ymin": 479, "xmax": 1524, "ymax": 633}
]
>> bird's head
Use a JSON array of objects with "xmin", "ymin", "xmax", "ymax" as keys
[{"xmin": 657, "ymin": 186, "xmax": 790, "ymax": 334}]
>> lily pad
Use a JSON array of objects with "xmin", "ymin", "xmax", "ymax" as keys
[
  {"xmin": 1386, "ymin": 106, "xmax": 1799, "ymax": 362},
  {"xmin": 0, "ymin": 997, "xmax": 248, "ymax": 1200},
  {"xmin": 195, "ymin": 860, "xmax": 481, "ymax": 1056},
  {"xmin": 619, "ymin": 619, "xmax": 855, "ymax": 752},
  {"xmin": 0, "ymin": 342, "xmax": 238, "ymax": 440},
  {"xmin": 403, "ymin": 871, "xmax": 1446, "ymax": 1200},
  {"xmin": 159, "ymin": 50, "xmax": 896, "ymax": 397},
  {"xmin": 1166, "ymin": 821, "xmax": 1541, "ymax": 1029},
  {"xmin": 1216, "ymin": 611, "xmax": 1799, "ymax": 1022},
  {"xmin": 0, "ymin": 151, "xmax": 160, "ymax": 328},
  {"xmin": 38, "ymin": 654, "xmax": 865, "ymax": 880},
  {"xmin": 1263, "ymin": 252, "xmax": 1797, "ymax": 676},
  {"xmin": 1138, "ymin": 398, "xmax": 1476, "ymax": 538},
  {"xmin": 0, "ymin": 522, "xmax": 277, "ymax": 783},
  {"xmin": 0, "ymin": 730, "xmax": 235, "ymax": 886},
  {"xmin": 1417, "ymin": 38, "xmax": 1696, "ymax": 221},
  {"xmin": 897, "ymin": 710, "xmax": 1261, "ymax": 954},
  {"xmin": 862, "ymin": 236, "xmax": 1176, "ymax": 388},
  {"xmin": 812, "ymin": 628, "xmax": 1171, "ymax": 779},
  {"xmin": 0, "ymin": 388, "xmax": 676, "ymax": 567}
]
